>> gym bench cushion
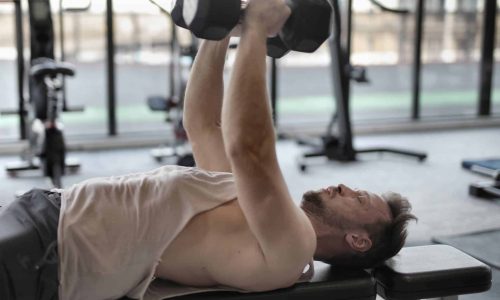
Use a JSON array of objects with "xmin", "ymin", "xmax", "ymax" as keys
[
  {"xmin": 375, "ymin": 245, "xmax": 492, "ymax": 300},
  {"xmin": 172, "ymin": 267, "xmax": 376, "ymax": 300},
  {"xmin": 169, "ymin": 245, "xmax": 491, "ymax": 300}
]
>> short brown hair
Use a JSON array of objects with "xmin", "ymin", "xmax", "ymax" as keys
[{"xmin": 324, "ymin": 192, "xmax": 417, "ymax": 268}]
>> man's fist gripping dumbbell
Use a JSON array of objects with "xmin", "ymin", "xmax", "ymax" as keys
[{"xmin": 164, "ymin": 0, "xmax": 332, "ymax": 57}]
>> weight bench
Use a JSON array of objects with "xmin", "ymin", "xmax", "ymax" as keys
[{"xmin": 168, "ymin": 245, "xmax": 491, "ymax": 300}]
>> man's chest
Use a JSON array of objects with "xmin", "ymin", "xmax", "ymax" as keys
[{"xmin": 155, "ymin": 200, "xmax": 266, "ymax": 287}]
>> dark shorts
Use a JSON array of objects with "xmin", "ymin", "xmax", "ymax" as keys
[{"xmin": 0, "ymin": 189, "xmax": 61, "ymax": 300}]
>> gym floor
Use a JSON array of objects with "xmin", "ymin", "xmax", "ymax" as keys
[{"xmin": 0, "ymin": 127, "xmax": 499, "ymax": 299}]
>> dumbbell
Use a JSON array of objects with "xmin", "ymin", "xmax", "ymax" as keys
[
  {"xmin": 150, "ymin": 0, "xmax": 189, "ymax": 28},
  {"xmin": 181, "ymin": 0, "xmax": 332, "ymax": 58},
  {"xmin": 171, "ymin": 0, "xmax": 188, "ymax": 28}
]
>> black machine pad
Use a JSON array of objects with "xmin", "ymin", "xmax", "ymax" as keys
[{"xmin": 375, "ymin": 245, "xmax": 492, "ymax": 300}]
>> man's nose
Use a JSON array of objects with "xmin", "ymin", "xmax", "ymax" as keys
[{"xmin": 339, "ymin": 184, "xmax": 354, "ymax": 194}]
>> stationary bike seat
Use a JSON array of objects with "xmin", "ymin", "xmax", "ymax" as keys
[{"xmin": 30, "ymin": 58, "xmax": 76, "ymax": 78}]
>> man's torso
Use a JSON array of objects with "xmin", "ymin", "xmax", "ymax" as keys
[{"xmin": 156, "ymin": 199, "xmax": 283, "ymax": 291}]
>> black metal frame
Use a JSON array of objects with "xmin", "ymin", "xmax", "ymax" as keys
[
  {"xmin": 412, "ymin": 0, "xmax": 425, "ymax": 119},
  {"xmin": 106, "ymin": 0, "xmax": 117, "ymax": 136},
  {"xmin": 15, "ymin": 0, "xmax": 25, "ymax": 139},
  {"xmin": 478, "ymin": 0, "xmax": 497, "ymax": 116},
  {"xmin": 270, "ymin": 58, "xmax": 278, "ymax": 126}
]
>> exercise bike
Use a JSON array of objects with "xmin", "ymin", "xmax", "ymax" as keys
[
  {"xmin": 5, "ymin": 0, "xmax": 81, "ymax": 188},
  {"xmin": 6, "ymin": 58, "xmax": 80, "ymax": 188}
]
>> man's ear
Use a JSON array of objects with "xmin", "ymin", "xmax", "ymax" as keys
[{"xmin": 344, "ymin": 231, "xmax": 372, "ymax": 252}]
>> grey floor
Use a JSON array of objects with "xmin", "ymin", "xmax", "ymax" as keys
[{"xmin": 0, "ymin": 127, "xmax": 499, "ymax": 299}]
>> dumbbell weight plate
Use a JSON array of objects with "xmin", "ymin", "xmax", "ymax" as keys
[
  {"xmin": 281, "ymin": 0, "xmax": 332, "ymax": 53},
  {"xmin": 267, "ymin": 36, "xmax": 291, "ymax": 59},
  {"xmin": 183, "ymin": 0, "xmax": 241, "ymax": 40},
  {"xmin": 171, "ymin": 0, "xmax": 188, "ymax": 29}
]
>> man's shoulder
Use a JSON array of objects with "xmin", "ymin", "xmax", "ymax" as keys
[
  {"xmin": 249, "ymin": 214, "xmax": 316, "ymax": 292},
  {"xmin": 203, "ymin": 203, "xmax": 314, "ymax": 292}
]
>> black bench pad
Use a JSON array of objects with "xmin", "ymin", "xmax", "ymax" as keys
[
  {"xmin": 375, "ymin": 245, "xmax": 492, "ymax": 300},
  {"xmin": 174, "ymin": 264, "xmax": 376, "ymax": 300}
]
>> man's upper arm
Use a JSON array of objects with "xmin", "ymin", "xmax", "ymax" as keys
[
  {"xmin": 228, "ymin": 150, "xmax": 316, "ymax": 274},
  {"xmin": 187, "ymin": 126, "xmax": 232, "ymax": 173}
]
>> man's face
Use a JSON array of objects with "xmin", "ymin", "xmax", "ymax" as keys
[{"xmin": 301, "ymin": 184, "xmax": 391, "ymax": 231}]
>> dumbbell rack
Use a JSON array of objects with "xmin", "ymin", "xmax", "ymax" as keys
[{"xmin": 297, "ymin": 0, "xmax": 427, "ymax": 172}]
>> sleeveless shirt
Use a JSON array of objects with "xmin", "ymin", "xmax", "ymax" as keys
[{"xmin": 57, "ymin": 166, "xmax": 314, "ymax": 300}]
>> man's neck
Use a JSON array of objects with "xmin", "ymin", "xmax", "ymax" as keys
[{"xmin": 304, "ymin": 212, "xmax": 350, "ymax": 261}]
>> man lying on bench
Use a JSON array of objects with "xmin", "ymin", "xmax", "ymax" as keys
[{"xmin": 0, "ymin": 0, "xmax": 416, "ymax": 299}]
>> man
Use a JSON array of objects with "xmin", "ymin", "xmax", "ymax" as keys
[{"xmin": 0, "ymin": 0, "xmax": 416, "ymax": 299}]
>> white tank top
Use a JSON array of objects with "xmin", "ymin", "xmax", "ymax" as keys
[{"xmin": 57, "ymin": 166, "xmax": 238, "ymax": 300}]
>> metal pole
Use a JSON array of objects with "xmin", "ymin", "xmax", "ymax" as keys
[
  {"xmin": 169, "ymin": 21, "xmax": 176, "ymax": 98},
  {"xmin": 106, "ymin": 0, "xmax": 117, "ymax": 136},
  {"xmin": 270, "ymin": 58, "xmax": 278, "ymax": 126},
  {"xmin": 58, "ymin": 0, "xmax": 68, "ymax": 110},
  {"xmin": 412, "ymin": 0, "xmax": 425, "ymax": 120},
  {"xmin": 344, "ymin": 0, "xmax": 353, "ymax": 105},
  {"xmin": 14, "ymin": 0, "xmax": 26, "ymax": 140},
  {"xmin": 478, "ymin": 0, "xmax": 497, "ymax": 116},
  {"xmin": 329, "ymin": 0, "xmax": 355, "ymax": 160}
]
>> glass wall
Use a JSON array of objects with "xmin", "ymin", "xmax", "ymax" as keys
[
  {"xmin": 278, "ymin": 0, "xmax": 418, "ymax": 128},
  {"xmin": 350, "ymin": 1, "xmax": 415, "ymax": 122},
  {"xmin": 0, "ymin": 3, "xmax": 19, "ymax": 142},
  {"xmin": 421, "ymin": 0, "xmax": 483, "ymax": 118},
  {"xmin": 276, "ymin": 50, "xmax": 334, "ymax": 128},
  {"xmin": 113, "ymin": 1, "xmax": 170, "ymax": 134},
  {"xmin": 0, "ymin": 0, "xmax": 498, "ymax": 144},
  {"xmin": 56, "ymin": 0, "xmax": 118, "ymax": 137}
]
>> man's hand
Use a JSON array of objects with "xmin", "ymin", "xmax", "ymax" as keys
[{"xmin": 243, "ymin": 0, "xmax": 291, "ymax": 37}]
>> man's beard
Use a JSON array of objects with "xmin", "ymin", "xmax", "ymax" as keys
[
  {"xmin": 301, "ymin": 191, "xmax": 324, "ymax": 214},
  {"xmin": 301, "ymin": 191, "xmax": 343, "ymax": 229}
]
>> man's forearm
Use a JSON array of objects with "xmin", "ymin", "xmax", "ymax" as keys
[
  {"xmin": 222, "ymin": 28, "xmax": 276, "ymax": 157},
  {"xmin": 184, "ymin": 38, "xmax": 230, "ymax": 131}
]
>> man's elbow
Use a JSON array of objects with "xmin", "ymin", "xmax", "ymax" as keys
[
  {"xmin": 184, "ymin": 119, "xmax": 221, "ymax": 138},
  {"xmin": 225, "ymin": 139, "xmax": 275, "ymax": 164}
]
